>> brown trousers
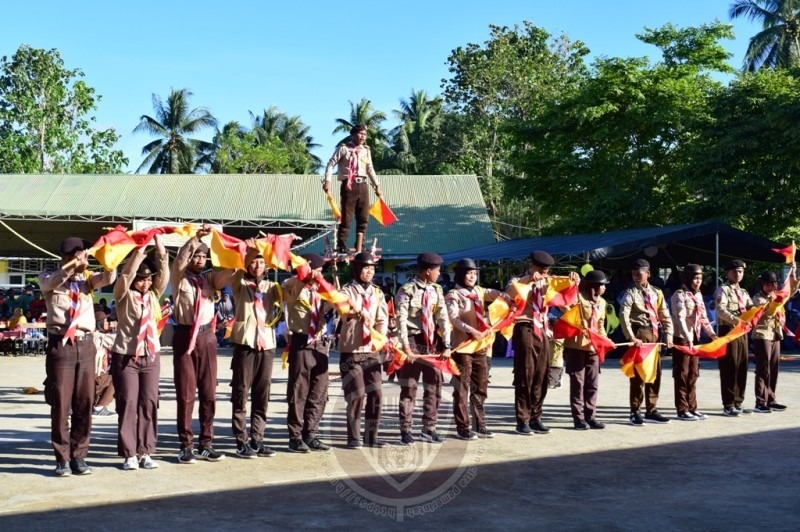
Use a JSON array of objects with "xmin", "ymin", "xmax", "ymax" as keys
[
  {"xmin": 172, "ymin": 326, "xmax": 218, "ymax": 449},
  {"xmin": 112, "ymin": 353, "xmax": 160, "ymax": 458},
  {"xmin": 452, "ymin": 353, "xmax": 489, "ymax": 432},
  {"xmin": 718, "ymin": 327, "xmax": 748, "ymax": 408},
  {"xmin": 230, "ymin": 345, "xmax": 274, "ymax": 446},
  {"xmin": 287, "ymin": 334, "xmax": 328, "ymax": 441},
  {"xmin": 398, "ymin": 333, "xmax": 443, "ymax": 431},
  {"xmin": 512, "ymin": 323, "xmax": 550, "ymax": 424},
  {"xmin": 564, "ymin": 348, "xmax": 600, "ymax": 422},
  {"xmin": 629, "ymin": 328, "xmax": 661, "ymax": 413},
  {"xmin": 340, "ymin": 353, "xmax": 383, "ymax": 442},
  {"xmin": 672, "ymin": 336, "xmax": 699, "ymax": 414},
  {"xmin": 337, "ymin": 181, "xmax": 369, "ymax": 250},
  {"xmin": 45, "ymin": 334, "xmax": 95, "ymax": 462},
  {"xmin": 94, "ymin": 372, "xmax": 115, "ymax": 409},
  {"xmin": 753, "ymin": 338, "xmax": 780, "ymax": 407}
]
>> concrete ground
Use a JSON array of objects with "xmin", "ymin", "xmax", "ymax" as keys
[{"xmin": 1, "ymin": 347, "xmax": 799, "ymax": 531}]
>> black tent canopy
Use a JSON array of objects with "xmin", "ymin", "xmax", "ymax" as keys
[{"xmin": 436, "ymin": 222, "xmax": 787, "ymax": 269}]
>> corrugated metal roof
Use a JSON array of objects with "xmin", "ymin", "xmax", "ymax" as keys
[{"xmin": 0, "ymin": 174, "xmax": 494, "ymax": 257}]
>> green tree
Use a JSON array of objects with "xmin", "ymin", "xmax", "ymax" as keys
[
  {"xmin": 0, "ymin": 45, "xmax": 126, "ymax": 173},
  {"xmin": 730, "ymin": 0, "xmax": 800, "ymax": 71},
  {"xmin": 250, "ymin": 107, "xmax": 321, "ymax": 173},
  {"xmin": 133, "ymin": 88, "xmax": 217, "ymax": 174},
  {"xmin": 514, "ymin": 22, "xmax": 734, "ymax": 234},
  {"xmin": 390, "ymin": 89, "xmax": 443, "ymax": 173},
  {"xmin": 683, "ymin": 68, "xmax": 800, "ymax": 240},
  {"xmin": 441, "ymin": 22, "xmax": 589, "ymax": 236}
]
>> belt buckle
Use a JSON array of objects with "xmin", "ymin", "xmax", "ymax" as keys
[{"xmin": 354, "ymin": 177, "xmax": 365, "ymax": 184}]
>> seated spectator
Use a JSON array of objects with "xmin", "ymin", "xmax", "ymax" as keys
[
  {"xmin": 29, "ymin": 292, "xmax": 46, "ymax": 319},
  {"xmin": 8, "ymin": 308, "xmax": 27, "ymax": 332}
]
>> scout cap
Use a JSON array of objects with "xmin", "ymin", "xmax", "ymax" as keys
[
  {"xmin": 759, "ymin": 271, "xmax": 778, "ymax": 283},
  {"xmin": 59, "ymin": 237, "xmax": 90, "ymax": 256},
  {"xmin": 454, "ymin": 258, "xmax": 478, "ymax": 271},
  {"xmin": 583, "ymin": 270, "xmax": 609, "ymax": 284},
  {"xmin": 301, "ymin": 253, "xmax": 325, "ymax": 270},
  {"xmin": 631, "ymin": 258, "xmax": 650, "ymax": 271},
  {"xmin": 529, "ymin": 251, "xmax": 554, "ymax": 267},
  {"xmin": 352, "ymin": 252, "xmax": 377, "ymax": 265},
  {"xmin": 681, "ymin": 263, "xmax": 703, "ymax": 284},
  {"xmin": 193, "ymin": 243, "xmax": 209, "ymax": 256},
  {"xmin": 417, "ymin": 252, "xmax": 444, "ymax": 268},
  {"xmin": 724, "ymin": 259, "xmax": 746, "ymax": 271},
  {"xmin": 135, "ymin": 259, "xmax": 156, "ymax": 279}
]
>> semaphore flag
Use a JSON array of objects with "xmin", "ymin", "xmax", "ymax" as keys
[{"xmin": 369, "ymin": 198, "xmax": 399, "ymax": 227}]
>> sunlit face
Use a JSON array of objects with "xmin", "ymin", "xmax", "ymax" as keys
[
  {"xmin": 133, "ymin": 276, "xmax": 153, "ymax": 294},
  {"xmin": 587, "ymin": 283, "xmax": 605, "ymax": 299},
  {"xmin": 463, "ymin": 269, "xmax": 478, "ymax": 288},
  {"xmin": 632, "ymin": 268, "xmax": 650, "ymax": 287},
  {"xmin": 727, "ymin": 267, "xmax": 744, "ymax": 284},
  {"xmin": 421, "ymin": 265, "xmax": 440, "ymax": 283},
  {"xmin": 762, "ymin": 281, "xmax": 776, "ymax": 294},
  {"xmin": 359, "ymin": 264, "xmax": 375, "ymax": 284},
  {"xmin": 353, "ymin": 129, "xmax": 368, "ymax": 145},
  {"xmin": 690, "ymin": 273, "xmax": 703, "ymax": 291},
  {"xmin": 189, "ymin": 251, "xmax": 207, "ymax": 274},
  {"xmin": 248, "ymin": 257, "xmax": 266, "ymax": 279}
]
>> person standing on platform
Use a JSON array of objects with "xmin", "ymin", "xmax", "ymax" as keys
[{"xmin": 322, "ymin": 123, "xmax": 383, "ymax": 254}]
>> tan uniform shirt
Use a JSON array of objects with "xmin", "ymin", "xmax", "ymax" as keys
[
  {"xmin": 506, "ymin": 276, "xmax": 549, "ymax": 332},
  {"xmin": 715, "ymin": 283, "xmax": 753, "ymax": 328},
  {"xmin": 323, "ymin": 143, "xmax": 380, "ymax": 187},
  {"xmin": 563, "ymin": 294, "xmax": 608, "ymax": 352},
  {"xmin": 171, "ymin": 237, "xmax": 222, "ymax": 326},
  {"xmin": 39, "ymin": 265, "xmax": 116, "ymax": 337},
  {"xmin": 395, "ymin": 278, "xmax": 451, "ymax": 351},
  {"xmin": 752, "ymin": 280, "xmax": 799, "ymax": 340},
  {"xmin": 445, "ymin": 284, "xmax": 504, "ymax": 354},
  {"xmin": 112, "ymin": 248, "xmax": 169, "ymax": 356},
  {"xmin": 282, "ymin": 276, "xmax": 331, "ymax": 337},
  {"xmin": 619, "ymin": 284, "xmax": 673, "ymax": 342},
  {"xmin": 671, "ymin": 287, "xmax": 715, "ymax": 341},
  {"xmin": 338, "ymin": 281, "xmax": 388, "ymax": 354},
  {"xmin": 230, "ymin": 270, "xmax": 281, "ymax": 350}
]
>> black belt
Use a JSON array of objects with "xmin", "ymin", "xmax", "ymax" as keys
[
  {"xmin": 175, "ymin": 322, "xmax": 213, "ymax": 333},
  {"xmin": 48, "ymin": 333, "xmax": 90, "ymax": 345}
]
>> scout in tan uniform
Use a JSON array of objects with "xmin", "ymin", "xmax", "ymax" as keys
[
  {"xmin": 227, "ymin": 239, "xmax": 282, "ymax": 458},
  {"xmin": 671, "ymin": 264, "xmax": 716, "ymax": 421},
  {"xmin": 338, "ymin": 252, "xmax": 389, "ymax": 448},
  {"xmin": 507, "ymin": 251, "xmax": 577, "ymax": 435},
  {"xmin": 40, "ymin": 237, "xmax": 117, "ymax": 476},
  {"xmin": 322, "ymin": 123, "xmax": 383, "ymax": 253},
  {"xmin": 562, "ymin": 270, "xmax": 609, "ymax": 430},
  {"xmin": 715, "ymin": 259, "xmax": 753, "ymax": 416},
  {"xmin": 171, "ymin": 225, "xmax": 230, "ymax": 463},
  {"xmin": 751, "ymin": 265, "xmax": 798, "ymax": 413},
  {"xmin": 282, "ymin": 253, "xmax": 332, "ymax": 453},
  {"xmin": 396, "ymin": 252, "xmax": 452, "ymax": 445},
  {"xmin": 445, "ymin": 258, "xmax": 507, "ymax": 439},
  {"xmin": 111, "ymin": 236, "xmax": 169, "ymax": 470},
  {"xmin": 619, "ymin": 258, "xmax": 673, "ymax": 426}
]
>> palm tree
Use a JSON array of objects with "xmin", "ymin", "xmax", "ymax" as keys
[
  {"xmin": 251, "ymin": 107, "xmax": 321, "ymax": 172},
  {"xmin": 390, "ymin": 89, "xmax": 442, "ymax": 173},
  {"xmin": 333, "ymin": 98, "xmax": 388, "ymax": 147},
  {"xmin": 133, "ymin": 88, "xmax": 217, "ymax": 173},
  {"xmin": 730, "ymin": 0, "xmax": 800, "ymax": 71}
]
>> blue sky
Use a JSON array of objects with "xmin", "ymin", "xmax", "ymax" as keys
[{"xmin": 1, "ymin": 1, "xmax": 758, "ymax": 173}]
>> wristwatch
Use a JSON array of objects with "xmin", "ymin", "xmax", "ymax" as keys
[{"xmin": 443, "ymin": 343, "xmax": 452, "ymax": 350}]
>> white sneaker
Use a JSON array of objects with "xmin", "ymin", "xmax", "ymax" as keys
[
  {"xmin": 122, "ymin": 456, "xmax": 139, "ymax": 471},
  {"xmin": 139, "ymin": 454, "xmax": 159, "ymax": 469}
]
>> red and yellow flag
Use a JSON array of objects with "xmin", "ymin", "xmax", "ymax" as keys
[
  {"xmin": 385, "ymin": 348, "xmax": 408, "ymax": 376},
  {"xmin": 772, "ymin": 241, "xmax": 796, "ymax": 264},
  {"xmin": 620, "ymin": 343, "xmax": 660, "ymax": 383},
  {"xmin": 210, "ymin": 230, "xmax": 247, "ymax": 270},
  {"xmin": 587, "ymin": 330, "xmax": 616, "ymax": 363},
  {"xmin": 369, "ymin": 198, "xmax": 399, "ymax": 227},
  {"xmin": 553, "ymin": 305, "xmax": 584, "ymax": 339},
  {"xmin": 290, "ymin": 253, "xmax": 311, "ymax": 281},
  {"xmin": 326, "ymin": 193, "xmax": 342, "ymax": 222},
  {"xmin": 544, "ymin": 277, "xmax": 578, "ymax": 307},
  {"xmin": 90, "ymin": 226, "xmax": 138, "ymax": 270},
  {"xmin": 316, "ymin": 277, "xmax": 351, "ymax": 315},
  {"xmin": 256, "ymin": 233, "xmax": 295, "ymax": 270}
]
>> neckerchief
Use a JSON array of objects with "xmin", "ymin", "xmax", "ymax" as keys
[
  {"xmin": 464, "ymin": 288, "xmax": 490, "ymax": 332},
  {"xmin": 641, "ymin": 287, "xmax": 659, "ymax": 336},
  {"xmin": 63, "ymin": 277, "xmax": 86, "ymax": 345},
  {"xmin": 248, "ymin": 281, "xmax": 267, "ymax": 350},
  {"xmin": 134, "ymin": 291, "xmax": 157, "ymax": 361},
  {"xmin": 346, "ymin": 143, "xmax": 363, "ymax": 190},
  {"xmin": 421, "ymin": 285, "xmax": 435, "ymax": 350}
]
